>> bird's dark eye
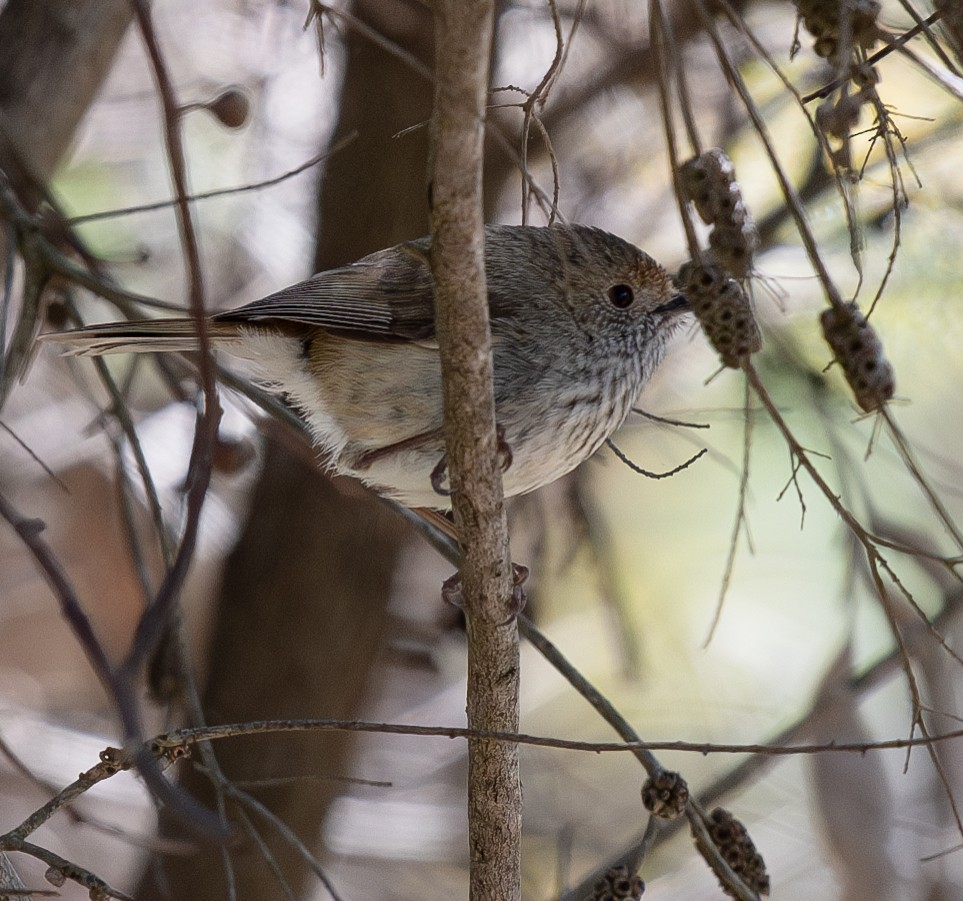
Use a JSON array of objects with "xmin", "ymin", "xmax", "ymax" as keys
[{"xmin": 607, "ymin": 284, "xmax": 634, "ymax": 308}]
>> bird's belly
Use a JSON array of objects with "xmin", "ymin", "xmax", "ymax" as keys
[
  {"xmin": 351, "ymin": 373, "xmax": 639, "ymax": 508},
  {"xmin": 233, "ymin": 328, "xmax": 638, "ymax": 508}
]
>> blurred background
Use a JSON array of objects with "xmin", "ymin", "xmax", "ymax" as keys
[{"xmin": 2, "ymin": 0, "xmax": 963, "ymax": 898}]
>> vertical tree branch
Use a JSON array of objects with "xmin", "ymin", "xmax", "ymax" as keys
[{"xmin": 429, "ymin": 3, "xmax": 521, "ymax": 899}]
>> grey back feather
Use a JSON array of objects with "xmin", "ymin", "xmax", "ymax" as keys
[{"xmin": 215, "ymin": 242, "xmax": 436, "ymax": 340}]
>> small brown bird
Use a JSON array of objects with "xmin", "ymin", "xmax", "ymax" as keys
[{"xmin": 45, "ymin": 224, "xmax": 688, "ymax": 507}]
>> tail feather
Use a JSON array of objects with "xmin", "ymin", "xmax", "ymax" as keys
[{"xmin": 39, "ymin": 319, "xmax": 241, "ymax": 356}]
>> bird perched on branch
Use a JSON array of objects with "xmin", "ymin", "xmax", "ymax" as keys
[{"xmin": 44, "ymin": 224, "xmax": 688, "ymax": 508}]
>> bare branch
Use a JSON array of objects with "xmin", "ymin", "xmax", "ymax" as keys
[{"xmin": 429, "ymin": 3, "xmax": 520, "ymax": 897}]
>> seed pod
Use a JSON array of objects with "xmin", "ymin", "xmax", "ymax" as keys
[
  {"xmin": 813, "ymin": 33, "xmax": 838, "ymax": 59},
  {"xmin": 208, "ymin": 87, "xmax": 251, "ymax": 129},
  {"xmin": 590, "ymin": 865, "xmax": 645, "ymax": 901},
  {"xmin": 679, "ymin": 262, "xmax": 762, "ymax": 368},
  {"xmin": 820, "ymin": 302, "xmax": 895, "ymax": 412},
  {"xmin": 680, "ymin": 149, "xmax": 737, "ymax": 225},
  {"xmin": 641, "ymin": 769, "xmax": 689, "ymax": 820},
  {"xmin": 708, "ymin": 218, "xmax": 758, "ymax": 280},
  {"xmin": 705, "ymin": 807, "xmax": 771, "ymax": 897},
  {"xmin": 794, "ymin": 0, "xmax": 880, "ymax": 57},
  {"xmin": 816, "ymin": 92, "xmax": 865, "ymax": 141},
  {"xmin": 851, "ymin": 62, "xmax": 879, "ymax": 89},
  {"xmin": 679, "ymin": 149, "xmax": 758, "ymax": 278}
]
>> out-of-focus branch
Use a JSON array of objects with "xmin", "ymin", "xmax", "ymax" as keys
[
  {"xmin": 429, "ymin": 2, "xmax": 521, "ymax": 899},
  {"xmin": 122, "ymin": 1, "xmax": 220, "ymax": 683},
  {"xmin": 138, "ymin": 2, "xmax": 432, "ymax": 895}
]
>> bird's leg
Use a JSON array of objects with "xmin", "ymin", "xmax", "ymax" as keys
[
  {"xmin": 440, "ymin": 570, "xmax": 464, "ymax": 608},
  {"xmin": 429, "ymin": 421, "xmax": 523, "ymax": 617},
  {"xmin": 495, "ymin": 422, "xmax": 513, "ymax": 473},
  {"xmin": 429, "ymin": 423, "xmax": 510, "ymax": 498},
  {"xmin": 430, "ymin": 454, "xmax": 452, "ymax": 497},
  {"xmin": 353, "ymin": 427, "xmax": 445, "ymax": 470},
  {"xmin": 509, "ymin": 562, "xmax": 529, "ymax": 617}
]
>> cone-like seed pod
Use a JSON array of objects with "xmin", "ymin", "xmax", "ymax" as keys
[
  {"xmin": 708, "ymin": 219, "xmax": 758, "ymax": 280},
  {"xmin": 680, "ymin": 149, "xmax": 739, "ymax": 225},
  {"xmin": 641, "ymin": 770, "xmax": 689, "ymax": 819},
  {"xmin": 820, "ymin": 302, "xmax": 895, "ymax": 412},
  {"xmin": 590, "ymin": 865, "xmax": 645, "ymax": 900},
  {"xmin": 793, "ymin": 0, "xmax": 880, "ymax": 58},
  {"xmin": 679, "ymin": 262, "xmax": 762, "ymax": 368},
  {"xmin": 706, "ymin": 807, "xmax": 771, "ymax": 898},
  {"xmin": 679, "ymin": 149, "xmax": 758, "ymax": 279}
]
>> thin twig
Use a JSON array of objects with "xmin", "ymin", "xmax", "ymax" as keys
[
  {"xmin": 882, "ymin": 406, "xmax": 963, "ymax": 552},
  {"xmin": 65, "ymin": 133, "xmax": 359, "ymax": 226},
  {"xmin": 649, "ymin": 0, "xmax": 701, "ymax": 256},
  {"xmin": 703, "ymin": 376, "xmax": 753, "ymax": 646},
  {"xmin": 225, "ymin": 784, "xmax": 343, "ymax": 901},
  {"xmin": 7, "ymin": 842, "xmax": 133, "ymax": 901},
  {"xmin": 149, "ymin": 716, "xmax": 963, "ymax": 758},
  {"xmin": 0, "ymin": 491, "xmax": 116, "ymax": 691},
  {"xmin": 605, "ymin": 438, "xmax": 707, "ymax": 479},
  {"xmin": 801, "ymin": 11, "xmax": 943, "ymax": 102},
  {"xmin": 519, "ymin": 0, "xmax": 564, "ymax": 224}
]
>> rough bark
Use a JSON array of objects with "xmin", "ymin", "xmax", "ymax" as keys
[{"xmin": 430, "ymin": 3, "xmax": 522, "ymax": 899}]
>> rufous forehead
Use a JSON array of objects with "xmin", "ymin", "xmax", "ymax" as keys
[{"xmin": 634, "ymin": 256, "xmax": 673, "ymax": 295}]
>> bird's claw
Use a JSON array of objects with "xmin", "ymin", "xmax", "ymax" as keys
[
  {"xmin": 430, "ymin": 425, "xmax": 512, "ymax": 499},
  {"xmin": 430, "ymin": 454, "xmax": 453, "ymax": 497},
  {"xmin": 441, "ymin": 562, "xmax": 529, "ymax": 623}
]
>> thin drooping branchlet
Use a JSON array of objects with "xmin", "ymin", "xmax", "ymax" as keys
[
  {"xmin": 815, "ymin": 63, "xmax": 878, "ymax": 140},
  {"xmin": 794, "ymin": 0, "xmax": 884, "ymax": 175}
]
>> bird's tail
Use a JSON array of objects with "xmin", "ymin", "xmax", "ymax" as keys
[{"xmin": 39, "ymin": 319, "xmax": 242, "ymax": 356}]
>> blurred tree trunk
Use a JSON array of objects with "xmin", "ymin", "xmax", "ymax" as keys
[
  {"xmin": 136, "ymin": 2, "xmax": 435, "ymax": 899},
  {"xmin": 0, "ymin": 0, "xmax": 133, "ymax": 193}
]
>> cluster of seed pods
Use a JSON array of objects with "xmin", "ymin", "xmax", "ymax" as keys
[
  {"xmin": 678, "ymin": 149, "xmax": 761, "ymax": 369},
  {"xmin": 793, "ymin": 0, "xmax": 880, "ymax": 60}
]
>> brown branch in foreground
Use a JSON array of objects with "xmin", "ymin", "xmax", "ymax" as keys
[
  {"xmin": 16, "ymin": 708, "xmax": 963, "ymax": 899},
  {"xmin": 12, "ymin": 700, "xmax": 963, "ymax": 897},
  {"xmin": 150, "ymin": 719, "xmax": 963, "ymax": 768},
  {"xmin": 428, "ymin": 2, "xmax": 520, "ymax": 900}
]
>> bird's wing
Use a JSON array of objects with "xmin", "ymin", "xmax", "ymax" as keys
[{"xmin": 216, "ymin": 242, "xmax": 437, "ymax": 341}]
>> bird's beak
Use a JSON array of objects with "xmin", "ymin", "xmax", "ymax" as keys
[{"xmin": 653, "ymin": 293, "xmax": 689, "ymax": 315}]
